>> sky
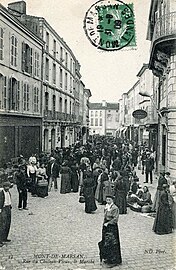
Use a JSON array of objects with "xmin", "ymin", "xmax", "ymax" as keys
[{"xmin": 1, "ymin": 0, "xmax": 151, "ymax": 102}]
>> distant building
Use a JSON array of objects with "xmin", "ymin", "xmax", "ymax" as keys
[
  {"xmin": 0, "ymin": 2, "xmax": 44, "ymax": 163},
  {"xmin": 89, "ymin": 101, "xmax": 119, "ymax": 136}
]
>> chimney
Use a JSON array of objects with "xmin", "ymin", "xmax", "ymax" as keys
[
  {"xmin": 8, "ymin": 1, "xmax": 26, "ymax": 15},
  {"xmin": 102, "ymin": 100, "xmax": 107, "ymax": 107}
]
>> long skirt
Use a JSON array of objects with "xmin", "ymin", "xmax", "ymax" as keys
[
  {"xmin": 71, "ymin": 173, "xmax": 79, "ymax": 192},
  {"xmin": 114, "ymin": 191, "xmax": 127, "ymax": 214},
  {"xmin": 153, "ymin": 204, "xmax": 173, "ymax": 234},
  {"xmin": 60, "ymin": 173, "xmax": 71, "ymax": 194},
  {"xmin": 95, "ymin": 182, "xmax": 103, "ymax": 204},
  {"xmin": 84, "ymin": 187, "xmax": 97, "ymax": 213},
  {"xmin": 152, "ymin": 190, "xmax": 161, "ymax": 212},
  {"xmin": 171, "ymin": 201, "xmax": 176, "ymax": 229},
  {"xmin": 36, "ymin": 185, "xmax": 48, "ymax": 198},
  {"xmin": 98, "ymin": 224, "xmax": 122, "ymax": 265}
]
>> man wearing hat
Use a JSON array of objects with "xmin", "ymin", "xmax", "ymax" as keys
[
  {"xmin": 0, "ymin": 181, "xmax": 12, "ymax": 247},
  {"xmin": 46, "ymin": 157, "xmax": 60, "ymax": 191},
  {"xmin": 16, "ymin": 165, "xmax": 28, "ymax": 210},
  {"xmin": 144, "ymin": 152, "xmax": 154, "ymax": 184}
]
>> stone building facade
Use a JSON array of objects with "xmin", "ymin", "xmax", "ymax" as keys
[
  {"xmin": 0, "ymin": 3, "xmax": 44, "ymax": 164},
  {"xmin": 147, "ymin": 0, "xmax": 176, "ymax": 176},
  {"xmin": 0, "ymin": 1, "xmax": 91, "ymax": 163}
]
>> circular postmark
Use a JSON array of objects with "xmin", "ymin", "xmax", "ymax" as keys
[{"xmin": 83, "ymin": 0, "xmax": 136, "ymax": 51}]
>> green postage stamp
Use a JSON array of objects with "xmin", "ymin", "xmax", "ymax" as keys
[{"xmin": 84, "ymin": 0, "xmax": 136, "ymax": 51}]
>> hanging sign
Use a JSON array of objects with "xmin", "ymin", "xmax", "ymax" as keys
[{"xmin": 132, "ymin": 109, "xmax": 147, "ymax": 119}]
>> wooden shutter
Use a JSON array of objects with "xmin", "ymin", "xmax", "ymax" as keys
[
  {"xmin": 21, "ymin": 42, "xmax": 25, "ymax": 71},
  {"xmin": 9, "ymin": 77, "xmax": 12, "ymax": 110},
  {"xmin": 30, "ymin": 47, "xmax": 33, "ymax": 74},
  {"xmin": 17, "ymin": 81, "xmax": 20, "ymax": 111}
]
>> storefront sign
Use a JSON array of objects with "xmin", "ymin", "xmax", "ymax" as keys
[{"xmin": 132, "ymin": 109, "xmax": 147, "ymax": 119}]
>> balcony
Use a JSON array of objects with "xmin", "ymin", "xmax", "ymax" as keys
[
  {"xmin": 149, "ymin": 12, "xmax": 176, "ymax": 75},
  {"xmin": 152, "ymin": 12, "xmax": 176, "ymax": 42},
  {"xmin": 43, "ymin": 110, "xmax": 78, "ymax": 122}
]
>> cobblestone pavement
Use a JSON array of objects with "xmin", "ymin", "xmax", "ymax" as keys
[{"xmin": 0, "ymin": 171, "xmax": 175, "ymax": 270}]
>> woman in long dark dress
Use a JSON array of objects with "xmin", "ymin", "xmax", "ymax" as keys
[
  {"xmin": 83, "ymin": 170, "xmax": 97, "ymax": 214},
  {"xmin": 98, "ymin": 195, "xmax": 122, "ymax": 268},
  {"xmin": 114, "ymin": 176, "xmax": 127, "ymax": 214},
  {"xmin": 60, "ymin": 161, "xmax": 72, "ymax": 194},
  {"xmin": 70, "ymin": 160, "xmax": 79, "ymax": 192},
  {"xmin": 153, "ymin": 184, "xmax": 173, "ymax": 235},
  {"xmin": 152, "ymin": 172, "xmax": 167, "ymax": 212}
]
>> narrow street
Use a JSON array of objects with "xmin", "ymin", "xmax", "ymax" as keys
[{"xmin": 0, "ymin": 172, "xmax": 175, "ymax": 270}]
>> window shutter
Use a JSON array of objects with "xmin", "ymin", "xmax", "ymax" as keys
[
  {"xmin": 17, "ymin": 81, "xmax": 20, "ymax": 111},
  {"xmin": 27, "ymin": 84, "xmax": 29, "ymax": 111},
  {"xmin": 21, "ymin": 42, "xmax": 25, "ymax": 71},
  {"xmin": 9, "ymin": 77, "xmax": 12, "ymax": 110},
  {"xmin": 30, "ymin": 47, "xmax": 33, "ymax": 74},
  {"xmin": 32, "ymin": 85, "xmax": 35, "ymax": 112},
  {"xmin": 4, "ymin": 76, "xmax": 7, "ymax": 110}
]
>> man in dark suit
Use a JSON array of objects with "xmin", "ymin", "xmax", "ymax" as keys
[
  {"xmin": 144, "ymin": 153, "xmax": 154, "ymax": 184},
  {"xmin": 16, "ymin": 165, "xmax": 28, "ymax": 210},
  {"xmin": 46, "ymin": 157, "xmax": 60, "ymax": 191},
  {"xmin": 0, "ymin": 181, "xmax": 12, "ymax": 247}
]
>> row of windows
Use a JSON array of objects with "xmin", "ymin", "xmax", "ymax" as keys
[
  {"xmin": 90, "ymin": 109, "xmax": 118, "ymax": 117},
  {"xmin": 44, "ymin": 92, "xmax": 73, "ymax": 114},
  {"xmin": 90, "ymin": 110, "xmax": 103, "ymax": 117},
  {"xmin": 0, "ymin": 28, "xmax": 41, "ymax": 77},
  {"xmin": 45, "ymin": 31, "xmax": 75, "ymax": 73},
  {"xmin": 0, "ymin": 75, "xmax": 40, "ymax": 113},
  {"xmin": 45, "ymin": 58, "xmax": 74, "ymax": 92},
  {"xmin": 90, "ymin": 118, "xmax": 103, "ymax": 126}
]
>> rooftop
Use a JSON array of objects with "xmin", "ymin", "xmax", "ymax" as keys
[{"xmin": 89, "ymin": 102, "xmax": 119, "ymax": 110}]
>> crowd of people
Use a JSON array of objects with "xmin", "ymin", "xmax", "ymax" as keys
[{"xmin": 0, "ymin": 135, "xmax": 176, "ymax": 268}]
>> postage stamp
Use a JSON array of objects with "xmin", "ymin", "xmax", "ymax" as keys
[{"xmin": 83, "ymin": 0, "xmax": 136, "ymax": 51}]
